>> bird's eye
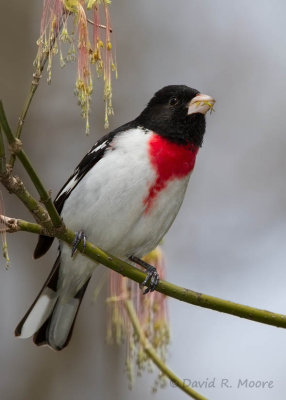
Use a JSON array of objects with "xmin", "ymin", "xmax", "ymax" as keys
[{"xmin": 169, "ymin": 97, "xmax": 178, "ymax": 106}]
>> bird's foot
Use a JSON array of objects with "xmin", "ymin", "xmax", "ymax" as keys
[
  {"xmin": 141, "ymin": 265, "xmax": 160, "ymax": 294},
  {"xmin": 71, "ymin": 230, "xmax": 87, "ymax": 257},
  {"xmin": 129, "ymin": 255, "xmax": 160, "ymax": 294}
]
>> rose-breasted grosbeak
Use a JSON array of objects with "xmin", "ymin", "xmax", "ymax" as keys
[{"xmin": 15, "ymin": 85, "xmax": 215, "ymax": 350}]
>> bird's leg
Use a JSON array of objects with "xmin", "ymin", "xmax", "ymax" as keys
[
  {"xmin": 129, "ymin": 255, "xmax": 160, "ymax": 294},
  {"xmin": 71, "ymin": 230, "xmax": 87, "ymax": 257}
]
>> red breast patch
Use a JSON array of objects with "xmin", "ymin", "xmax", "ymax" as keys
[{"xmin": 144, "ymin": 133, "xmax": 199, "ymax": 212}]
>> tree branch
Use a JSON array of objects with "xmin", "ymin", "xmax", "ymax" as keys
[
  {"xmin": 0, "ymin": 101, "xmax": 62, "ymax": 228},
  {"xmin": 0, "ymin": 215, "xmax": 43, "ymax": 234},
  {"xmin": 125, "ymin": 299, "xmax": 208, "ymax": 400},
  {"xmin": 2, "ymin": 214, "xmax": 286, "ymax": 330},
  {"xmin": 0, "ymin": 174, "xmax": 55, "ymax": 230}
]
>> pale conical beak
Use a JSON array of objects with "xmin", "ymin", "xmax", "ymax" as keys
[{"xmin": 187, "ymin": 94, "xmax": 216, "ymax": 115}]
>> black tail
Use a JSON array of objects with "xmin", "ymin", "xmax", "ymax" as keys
[
  {"xmin": 34, "ymin": 234, "xmax": 55, "ymax": 259},
  {"xmin": 33, "ymin": 278, "xmax": 90, "ymax": 350},
  {"xmin": 15, "ymin": 256, "xmax": 90, "ymax": 351}
]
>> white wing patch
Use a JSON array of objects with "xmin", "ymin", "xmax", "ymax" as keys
[
  {"xmin": 56, "ymin": 174, "xmax": 79, "ymax": 201},
  {"xmin": 89, "ymin": 140, "xmax": 107, "ymax": 154}
]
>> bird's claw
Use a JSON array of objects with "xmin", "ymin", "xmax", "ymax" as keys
[
  {"xmin": 71, "ymin": 230, "xmax": 87, "ymax": 257},
  {"xmin": 129, "ymin": 255, "xmax": 160, "ymax": 294},
  {"xmin": 140, "ymin": 265, "xmax": 160, "ymax": 294}
]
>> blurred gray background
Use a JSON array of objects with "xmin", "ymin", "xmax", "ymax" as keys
[{"xmin": 1, "ymin": 1, "xmax": 286, "ymax": 399}]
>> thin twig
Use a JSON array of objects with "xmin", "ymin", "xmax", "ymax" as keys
[
  {"xmin": 0, "ymin": 125, "xmax": 6, "ymax": 175},
  {"xmin": 125, "ymin": 299, "xmax": 208, "ymax": 400},
  {"xmin": 87, "ymin": 19, "xmax": 113, "ymax": 32},
  {"xmin": 3, "ymin": 213, "xmax": 286, "ymax": 330},
  {"xmin": 9, "ymin": 12, "xmax": 68, "ymax": 168}
]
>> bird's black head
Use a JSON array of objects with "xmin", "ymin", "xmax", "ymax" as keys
[{"xmin": 136, "ymin": 85, "xmax": 215, "ymax": 147}]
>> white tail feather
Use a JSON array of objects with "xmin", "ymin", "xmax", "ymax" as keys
[{"xmin": 18, "ymin": 288, "xmax": 57, "ymax": 339}]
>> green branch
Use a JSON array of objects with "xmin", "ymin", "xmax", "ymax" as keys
[
  {"xmin": 2, "ymin": 214, "xmax": 286, "ymax": 330},
  {"xmin": 0, "ymin": 174, "xmax": 57, "ymax": 231},
  {"xmin": 125, "ymin": 299, "xmax": 208, "ymax": 400},
  {"xmin": 0, "ymin": 101, "xmax": 62, "ymax": 228},
  {"xmin": 14, "ymin": 71, "xmax": 42, "ymax": 144},
  {"xmin": 0, "ymin": 125, "xmax": 6, "ymax": 175}
]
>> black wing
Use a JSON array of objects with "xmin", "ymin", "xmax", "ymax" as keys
[{"xmin": 33, "ymin": 124, "xmax": 134, "ymax": 259}]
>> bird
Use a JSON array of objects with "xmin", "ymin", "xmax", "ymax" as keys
[{"xmin": 15, "ymin": 85, "xmax": 215, "ymax": 350}]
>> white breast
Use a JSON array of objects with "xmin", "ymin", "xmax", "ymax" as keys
[
  {"xmin": 61, "ymin": 128, "xmax": 156, "ymax": 253},
  {"xmin": 116, "ymin": 174, "xmax": 191, "ymax": 257}
]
